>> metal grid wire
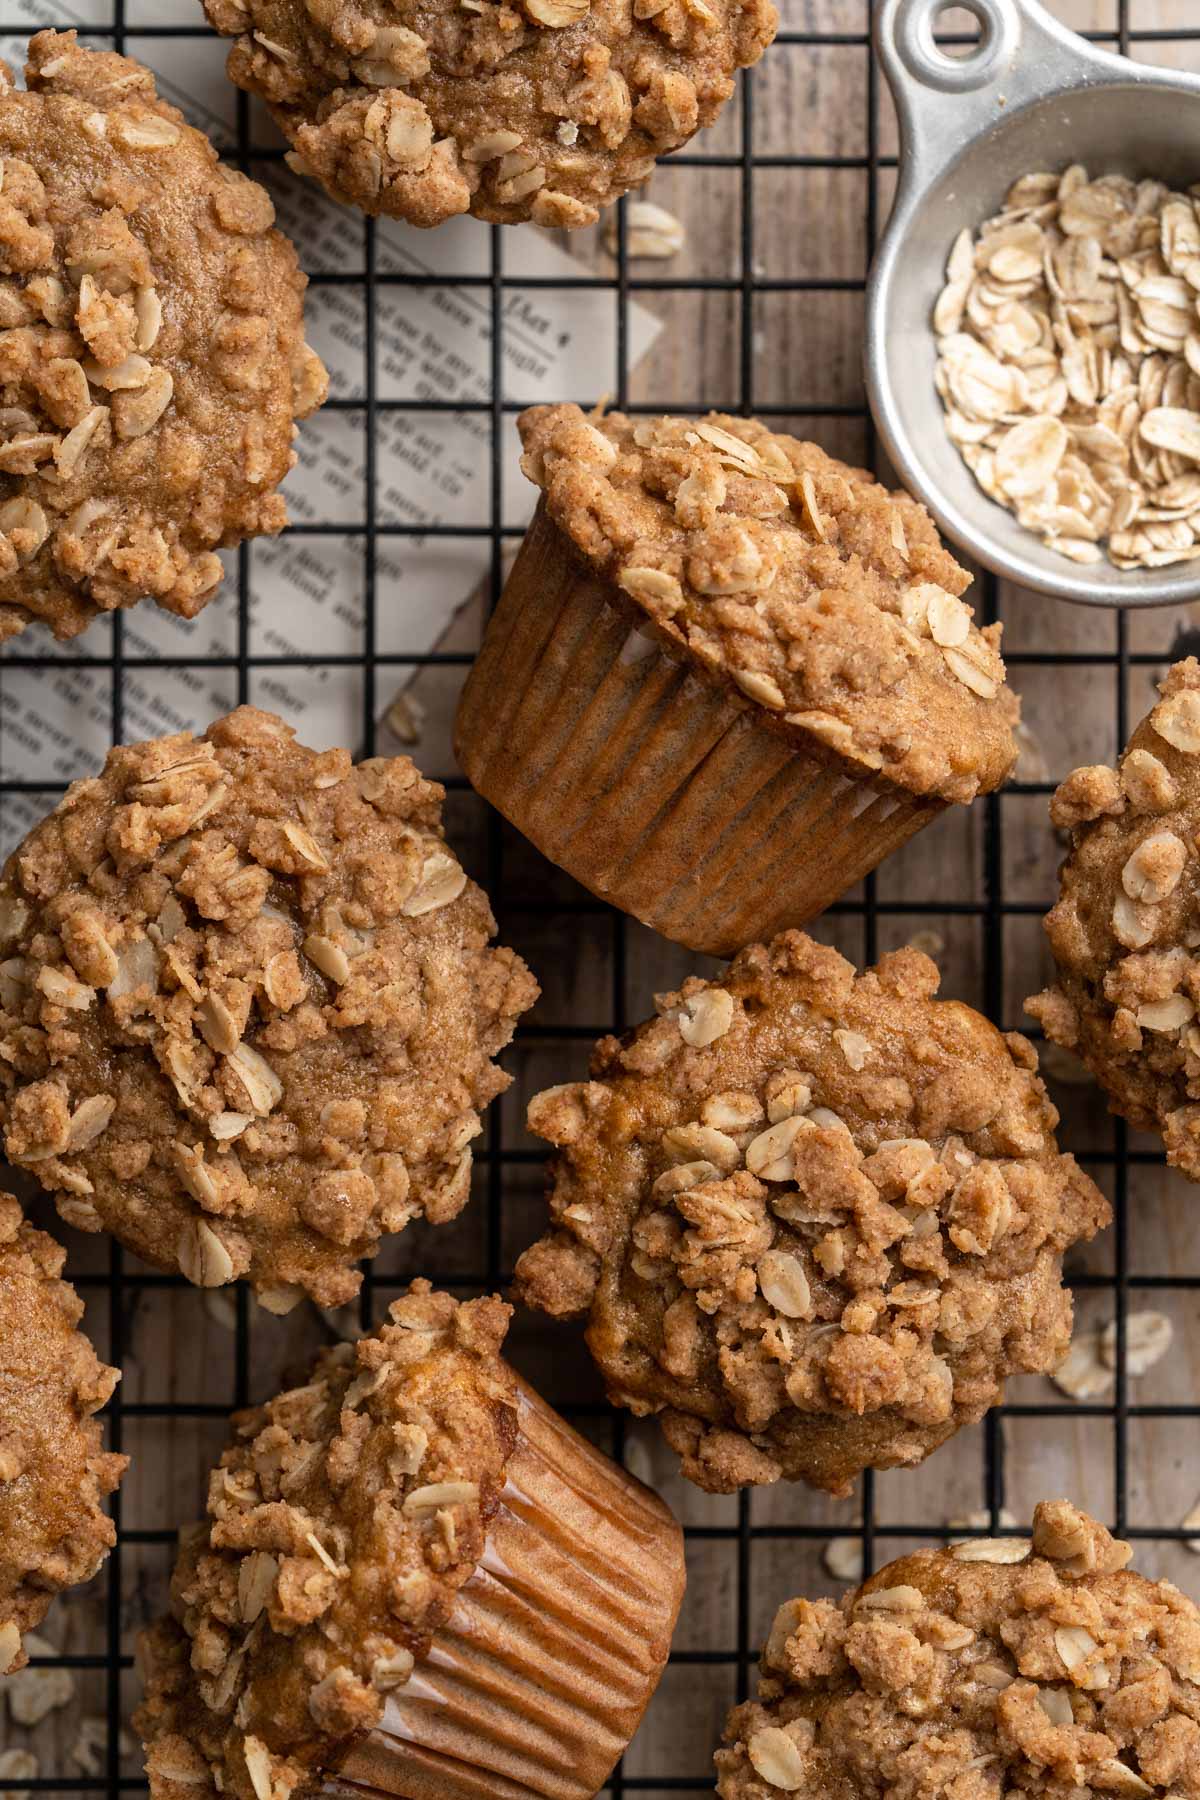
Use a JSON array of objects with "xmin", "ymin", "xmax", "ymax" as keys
[{"xmin": 2, "ymin": 0, "xmax": 1200, "ymax": 1794}]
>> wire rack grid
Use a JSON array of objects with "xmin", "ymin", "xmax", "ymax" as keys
[{"xmin": 3, "ymin": 0, "xmax": 1200, "ymax": 1795}]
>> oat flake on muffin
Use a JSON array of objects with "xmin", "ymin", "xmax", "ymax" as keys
[
  {"xmin": 0, "ymin": 31, "xmax": 327, "ymax": 643},
  {"xmin": 201, "ymin": 0, "xmax": 777, "ymax": 227},
  {"xmin": 515, "ymin": 931, "xmax": 1108, "ymax": 1495},
  {"xmin": 0, "ymin": 1190, "xmax": 127, "ymax": 1677},
  {"xmin": 0, "ymin": 706, "xmax": 538, "ymax": 1311},
  {"xmin": 1029, "ymin": 656, "xmax": 1200, "ymax": 1178}
]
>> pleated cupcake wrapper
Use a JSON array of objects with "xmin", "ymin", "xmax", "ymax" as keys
[
  {"xmin": 324, "ymin": 1377, "xmax": 684, "ymax": 1800},
  {"xmin": 455, "ymin": 502, "xmax": 945, "ymax": 958}
]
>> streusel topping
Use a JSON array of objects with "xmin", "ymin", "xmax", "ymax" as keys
[
  {"xmin": 517, "ymin": 404, "xmax": 1020, "ymax": 804},
  {"xmin": 515, "ymin": 932, "xmax": 1108, "ymax": 1496},
  {"xmin": 0, "ymin": 707, "xmax": 538, "ymax": 1310},
  {"xmin": 0, "ymin": 1190, "xmax": 127, "ymax": 1677},
  {"xmin": 135, "ymin": 1283, "xmax": 517, "ymax": 1800},
  {"xmin": 1028, "ymin": 657, "xmax": 1200, "ymax": 1179},
  {"xmin": 201, "ymin": 0, "xmax": 776, "ymax": 228},
  {"xmin": 0, "ymin": 31, "xmax": 327, "ymax": 643},
  {"xmin": 716, "ymin": 1500, "xmax": 1200, "ymax": 1800}
]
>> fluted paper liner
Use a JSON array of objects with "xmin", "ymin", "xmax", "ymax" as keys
[
  {"xmin": 455, "ymin": 502, "xmax": 945, "ymax": 957},
  {"xmin": 324, "ymin": 1378, "xmax": 686, "ymax": 1800}
]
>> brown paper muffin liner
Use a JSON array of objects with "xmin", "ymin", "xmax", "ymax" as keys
[
  {"xmin": 323, "ymin": 1377, "xmax": 685, "ymax": 1800},
  {"xmin": 455, "ymin": 502, "xmax": 945, "ymax": 958}
]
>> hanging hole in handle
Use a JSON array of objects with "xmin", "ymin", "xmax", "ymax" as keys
[
  {"xmin": 931, "ymin": 3, "xmax": 984, "ymax": 60},
  {"xmin": 893, "ymin": 0, "xmax": 1019, "ymax": 95}
]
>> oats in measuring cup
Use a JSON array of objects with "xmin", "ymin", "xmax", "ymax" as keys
[{"xmin": 934, "ymin": 165, "xmax": 1200, "ymax": 571}]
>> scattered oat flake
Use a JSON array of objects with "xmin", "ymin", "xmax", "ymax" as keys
[
  {"xmin": 1052, "ymin": 1330, "xmax": 1113, "ymax": 1400},
  {"xmin": 823, "ymin": 1535, "xmax": 864, "ymax": 1583},
  {"xmin": 1098, "ymin": 1310, "xmax": 1173, "ymax": 1375}
]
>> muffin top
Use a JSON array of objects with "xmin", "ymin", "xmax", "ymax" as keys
[
  {"xmin": 515, "ymin": 931, "xmax": 1109, "ymax": 1496},
  {"xmin": 202, "ymin": 0, "xmax": 776, "ymax": 228},
  {"xmin": 136, "ymin": 1283, "xmax": 518, "ymax": 1800},
  {"xmin": 0, "ymin": 1190, "xmax": 127, "ymax": 1676},
  {"xmin": 715, "ymin": 1500, "xmax": 1200, "ymax": 1800},
  {"xmin": 1028, "ymin": 658, "xmax": 1200, "ymax": 1180},
  {"xmin": 0, "ymin": 706, "xmax": 538, "ymax": 1310},
  {"xmin": 0, "ymin": 31, "xmax": 327, "ymax": 643},
  {"xmin": 517, "ymin": 404, "xmax": 1020, "ymax": 804}
]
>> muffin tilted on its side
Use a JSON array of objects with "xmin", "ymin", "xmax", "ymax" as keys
[
  {"xmin": 0, "ymin": 706, "xmax": 538, "ymax": 1312},
  {"xmin": 716, "ymin": 1500, "xmax": 1200, "ymax": 1800},
  {"xmin": 1029, "ymin": 657, "xmax": 1200, "ymax": 1177},
  {"xmin": 0, "ymin": 31, "xmax": 327, "ymax": 644},
  {"xmin": 515, "ymin": 931, "xmax": 1109, "ymax": 1495},
  {"xmin": 201, "ymin": 0, "xmax": 776, "ymax": 228},
  {"xmin": 456, "ymin": 405, "xmax": 1019, "ymax": 957},
  {"xmin": 0, "ymin": 1189, "xmax": 127, "ymax": 1676},
  {"xmin": 136, "ymin": 1283, "xmax": 686, "ymax": 1800}
]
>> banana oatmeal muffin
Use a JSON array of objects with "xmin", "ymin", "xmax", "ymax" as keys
[
  {"xmin": 716, "ymin": 1500, "xmax": 1200, "ymax": 1800},
  {"xmin": 0, "ymin": 1189, "xmax": 127, "ymax": 1677},
  {"xmin": 515, "ymin": 931, "xmax": 1108, "ymax": 1495},
  {"xmin": 0, "ymin": 30, "xmax": 327, "ymax": 643},
  {"xmin": 1028, "ymin": 658, "xmax": 1200, "ymax": 1180},
  {"xmin": 136, "ymin": 1281, "xmax": 686, "ymax": 1800},
  {"xmin": 0, "ymin": 706, "xmax": 538, "ymax": 1311},
  {"xmin": 456, "ymin": 404, "xmax": 1020, "ymax": 957},
  {"xmin": 201, "ymin": 0, "xmax": 776, "ymax": 228}
]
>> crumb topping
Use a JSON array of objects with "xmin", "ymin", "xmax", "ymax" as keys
[
  {"xmin": 0, "ymin": 31, "xmax": 327, "ymax": 644},
  {"xmin": 0, "ymin": 706, "xmax": 538, "ymax": 1310},
  {"xmin": 715, "ymin": 1500, "xmax": 1200, "ymax": 1800},
  {"xmin": 135, "ymin": 1283, "xmax": 517, "ymax": 1800},
  {"xmin": 1028, "ymin": 657, "xmax": 1200, "ymax": 1181},
  {"xmin": 517, "ymin": 405, "xmax": 1020, "ymax": 804},
  {"xmin": 201, "ymin": 0, "xmax": 777, "ymax": 228},
  {"xmin": 0, "ymin": 1190, "xmax": 127, "ymax": 1677},
  {"xmin": 515, "ymin": 932, "xmax": 1108, "ymax": 1496}
]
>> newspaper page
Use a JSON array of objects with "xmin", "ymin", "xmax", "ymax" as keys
[{"xmin": 0, "ymin": 0, "xmax": 661, "ymax": 851}]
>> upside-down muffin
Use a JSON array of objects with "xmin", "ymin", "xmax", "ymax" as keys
[
  {"xmin": 136, "ymin": 1283, "xmax": 685, "ymax": 1800},
  {"xmin": 716, "ymin": 1500, "xmax": 1200, "ymax": 1800},
  {"xmin": 0, "ymin": 707, "xmax": 537, "ymax": 1310},
  {"xmin": 1029, "ymin": 657, "xmax": 1200, "ymax": 1180},
  {"xmin": 201, "ymin": 0, "xmax": 776, "ymax": 228},
  {"xmin": 516, "ymin": 931, "xmax": 1108, "ymax": 1495},
  {"xmin": 456, "ymin": 404, "xmax": 1019, "ymax": 956},
  {"xmin": 0, "ymin": 1189, "xmax": 127, "ymax": 1676},
  {"xmin": 0, "ymin": 31, "xmax": 326, "ymax": 643}
]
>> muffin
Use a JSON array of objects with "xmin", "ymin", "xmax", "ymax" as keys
[
  {"xmin": 514, "ymin": 931, "xmax": 1109, "ymax": 1495},
  {"xmin": 0, "ymin": 31, "xmax": 327, "ymax": 643},
  {"xmin": 0, "ymin": 1189, "xmax": 127, "ymax": 1677},
  {"xmin": 135, "ymin": 1281, "xmax": 686, "ymax": 1800},
  {"xmin": 1028, "ymin": 657, "xmax": 1200, "ymax": 1178},
  {"xmin": 0, "ymin": 706, "xmax": 538, "ymax": 1311},
  {"xmin": 456, "ymin": 405, "xmax": 1019, "ymax": 958},
  {"xmin": 201, "ymin": 0, "xmax": 776, "ymax": 229},
  {"xmin": 715, "ymin": 1500, "xmax": 1200, "ymax": 1800}
]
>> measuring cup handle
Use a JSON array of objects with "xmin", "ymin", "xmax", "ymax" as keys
[{"xmin": 873, "ymin": 0, "xmax": 1105, "ymax": 197}]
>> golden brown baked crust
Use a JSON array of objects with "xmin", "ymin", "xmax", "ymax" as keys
[
  {"xmin": 0, "ymin": 706, "xmax": 538, "ymax": 1310},
  {"xmin": 201, "ymin": 0, "xmax": 776, "ymax": 228},
  {"xmin": 135, "ymin": 1283, "xmax": 518, "ymax": 1800},
  {"xmin": 515, "ymin": 931, "xmax": 1109, "ymax": 1496},
  {"xmin": 715, "ymin": 1500, "xmax": 1200, "ymax": 1800},
  {"xmin": 517, "ymin": 404, "xmax": 1020, "ymax": 804},
  {"xmin": 0, "ymin": 31, "xmax": 327, "ymax": 644},
  {"xmin": 1028, "ymin": 658, "xmax": 1200, "ymax": 1180},
  {"xmin": 0, "ymin": 1189, "xmax": 127, "ymax": 1677}
]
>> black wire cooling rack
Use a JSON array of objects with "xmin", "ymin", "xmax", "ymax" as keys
[{"xmin": 3, "ymin": 1, "xmax": 1200, "ymax": 1795}]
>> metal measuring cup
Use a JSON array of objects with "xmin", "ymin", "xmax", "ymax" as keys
[{"xmin": 866, "ymin": 0, "xmax": 1200, "ymax": 607}]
